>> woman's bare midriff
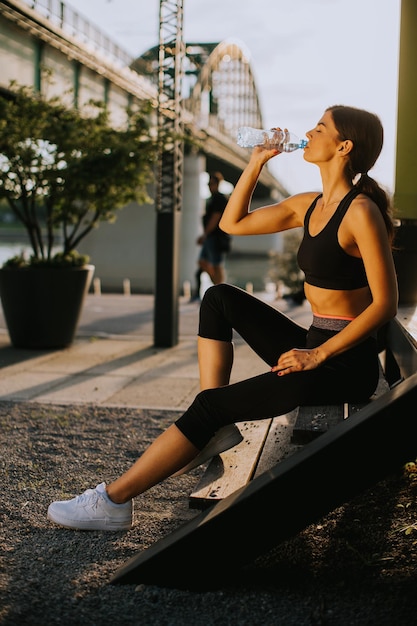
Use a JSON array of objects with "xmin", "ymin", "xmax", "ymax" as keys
[{"xmin": 304, "ymin": 283, "xmax": 372, "ymax": 319}]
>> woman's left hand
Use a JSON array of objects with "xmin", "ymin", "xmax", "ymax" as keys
[{"xmin": 271, "ymin": 348, "xmax": 322, "ymax": 376}]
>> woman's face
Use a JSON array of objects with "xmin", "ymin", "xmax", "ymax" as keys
[{"xmin": 303, "ymin": 110, "xmax": 343, "ymax": 165}]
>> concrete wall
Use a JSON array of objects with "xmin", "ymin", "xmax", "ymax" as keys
[{"xmin": 0, "ymin": 18, "xmax": 35, "ymax": 87}]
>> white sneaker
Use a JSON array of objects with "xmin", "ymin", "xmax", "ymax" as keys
[
  {"xmin": 47, "ymin": 482, "xmax": 133, "ymax": 531},
  {"xmin": 173, "ymin": 424, "xmax": 243, "ymax": 477}
]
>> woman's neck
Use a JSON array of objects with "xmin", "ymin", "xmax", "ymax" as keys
[{"xmin": 319, "ymin": 170, "xmax": 352, "ymax": 209}]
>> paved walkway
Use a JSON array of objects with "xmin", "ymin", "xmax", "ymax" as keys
[
  {"xmin": 0, "ymin": 292, "xmax": 313, "ymax": 410},
  {"xmin": 0, "ymin": 292, "xmax": 415, "ymax": 411}
]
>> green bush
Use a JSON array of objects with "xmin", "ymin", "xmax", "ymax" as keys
[{"xmin": 0, "ymin": 83, "xmax": 159, "ymax": 267}]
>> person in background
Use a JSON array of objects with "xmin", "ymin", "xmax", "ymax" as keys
[
  {"xmin": 190, "ymin": 171, "xmax": 230, "ymax": 301},
  {"xmin": 48, "ymin": 105, "xmax": 397, "ymax": 531}
]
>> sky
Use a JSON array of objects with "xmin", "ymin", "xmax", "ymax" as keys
[{"xmin": 66, "ymin": 0, "xmax": 401, "ymax": 196}]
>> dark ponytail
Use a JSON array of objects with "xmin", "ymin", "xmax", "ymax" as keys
[{"xmin": 355, "ymin": 173, "xmax": 394, "ymax": 244}]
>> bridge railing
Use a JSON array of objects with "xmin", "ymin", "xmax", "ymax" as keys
[{"xmin": 21, "ymin": 0, "xmax": 133, "ymax": 68}]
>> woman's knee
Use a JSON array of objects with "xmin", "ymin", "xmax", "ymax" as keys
[
  {"xmin": 202, "ymin": 283, "xmax": 232, "ymax": 304},
  {"xmin": 199, "ymin": 284, "xmax": 236, "ymax": 341},
  {"xmin": 175, "ymin": 389, "xmax": 227, "ymax": 449},
  {"xmin": 200, "ymin": 283, "xmax": 244, "ymax": 318}
]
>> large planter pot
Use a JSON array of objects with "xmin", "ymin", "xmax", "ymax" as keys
[{"xmin": 0, "ymin": 265, "xmax": 94, "ymax": 349}]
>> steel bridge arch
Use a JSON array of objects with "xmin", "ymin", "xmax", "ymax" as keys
[
  {"xmin": 184, "ymin": 39, "xmax": 263, "ymax": 142},
  {"xmin": 132, "ymin": 39, "xmax": 264, "ymax": 146}
]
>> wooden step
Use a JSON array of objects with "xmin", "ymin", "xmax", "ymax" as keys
[
  {"xmin": 189, "ymin": 411, "xmax": 299, "ymax": 508},
  {"xmin": 189, "ymin": 419, "xmax": 272, "ymax": 509}
]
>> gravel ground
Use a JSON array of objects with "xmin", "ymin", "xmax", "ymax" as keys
[{"xmin": 1, "ymin": 401, "xmax": 417, "ymax": 626}]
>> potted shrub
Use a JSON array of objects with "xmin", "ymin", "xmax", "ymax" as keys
[
  {"xmin": 0, "ymin": 83, "xmax": 158, "ymax": 348},
  {"xmin": 268, "ymin": 230, "xmax": 306, "ymax": 304}
]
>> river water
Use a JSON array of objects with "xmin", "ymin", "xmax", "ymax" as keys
[{"xmin": 0, "ymin": 243, "xmax": 29, "ymax": 263}]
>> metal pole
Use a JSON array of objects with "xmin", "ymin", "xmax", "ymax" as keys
[{"xmin": 154, "ymin": 0, "xmax": 185, "ymax": 347}]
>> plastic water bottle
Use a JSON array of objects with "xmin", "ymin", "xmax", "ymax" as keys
[{"xmin": 237, "ymin": 127, "xmax": 307, "ymax": 152}]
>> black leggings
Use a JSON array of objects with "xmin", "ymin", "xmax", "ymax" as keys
[{"xmin": 175, "ymin": 284, "xmax": 379, "ymax": 449}]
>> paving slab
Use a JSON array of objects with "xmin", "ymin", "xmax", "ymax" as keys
[{"xmin": 0, "ymin": 293, "xmax": 315, "ymax": 408}]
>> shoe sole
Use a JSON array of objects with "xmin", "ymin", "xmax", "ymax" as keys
[{"xmin": 173, "ymin": 425, "xmax": 243, "ymax": 476}]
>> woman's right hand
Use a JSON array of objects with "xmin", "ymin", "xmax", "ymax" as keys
[
  {"xmin": 251, "ymin": 144, "xmax": 280, "ymax": 165},
  {"xmin": 271, "ymin": 347, "xmax": 324, "ymax": 376}
]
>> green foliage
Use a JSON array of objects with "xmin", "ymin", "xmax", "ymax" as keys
[
  {"xmin": 0, "ymin": 83, "xmax": 159, "ymax": 267},
  {"xmin": 268, "ymin": 229, "xmax": 305, "ymax": 295},
  {"xmin": 3, "ymin": 250, "xmax": 89, "ymax": 269}
]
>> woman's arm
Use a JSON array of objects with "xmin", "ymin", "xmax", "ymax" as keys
[{"xmin": 219, "ymin": 147, "xmax": 309, "ymax": 236}]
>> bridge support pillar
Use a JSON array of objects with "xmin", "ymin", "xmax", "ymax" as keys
[{"xmin": 179, "ymin": 153, "xmax": 206, "ymax": 293}]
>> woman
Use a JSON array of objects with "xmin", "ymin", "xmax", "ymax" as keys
[{"xmin": 48, "ymin": 105, "xmax": 398, "ymax": 530}]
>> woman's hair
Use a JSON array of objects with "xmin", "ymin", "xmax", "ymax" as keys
[{"xmin": 326, "ymin": 105, "xmax": 394, "ymax": 243}]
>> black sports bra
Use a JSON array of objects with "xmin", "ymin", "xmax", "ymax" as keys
[{"xmin": 297, "ymin": 187, "xmax": 368, "ymax": 290}]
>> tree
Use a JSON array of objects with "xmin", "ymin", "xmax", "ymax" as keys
[
  {"xmin": 0, "ymin": 83, "xmax": 159, "ymax": 267},
  {"xmin": 269, "ymin": 229, "xmax": 305, "ymax": 302}
]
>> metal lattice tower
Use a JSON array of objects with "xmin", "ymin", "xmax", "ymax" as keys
[
  {"xmin": 156, "ymin": 0, "xmax": 185, "ymax": 214},
  {"xmin": 154, "ymin": 0, "xmax": 185, "ymax": 347}
]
